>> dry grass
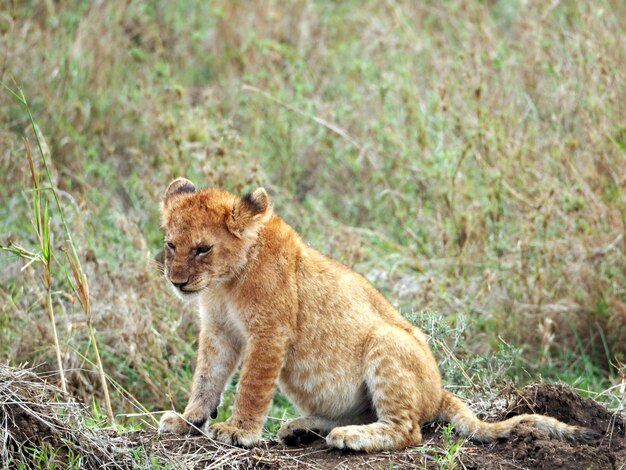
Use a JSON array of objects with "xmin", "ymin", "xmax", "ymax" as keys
[
  {"xmin": 0, "ymin": 363, "xmax": 150, "ymax": 468},
  {"xmin": 0, "ymin": 0, "xmax": 625, "ymax": 447}
]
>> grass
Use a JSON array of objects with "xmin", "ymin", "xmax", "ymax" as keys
[
  {"xmin": 410, "ymin": 423, "xmax": 466, "ymax": 470},
  {"xmin": 0, "ymin": 0, "xmax": 625, "ymax": 462},
  {"xmin": 2, "ymin": 83, "xmax": 114, "ymax": 423}
]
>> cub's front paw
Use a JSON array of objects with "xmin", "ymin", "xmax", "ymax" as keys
[
  {"xmin": 207, "ymin": 421, "xmax": 260, "ymax": 448},
  {"xmin": 158, "ymin": 409, "xmax": 207, "ymax": 435}
]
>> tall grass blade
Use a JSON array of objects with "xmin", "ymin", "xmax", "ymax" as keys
[{"xmin": 3, "ymin": 84, "xmax": 114, "ymax": 422}]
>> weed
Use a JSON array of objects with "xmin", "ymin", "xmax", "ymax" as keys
[
  {"xmin": 434, "ymin": 423, "xmax": 465, "ymax": 470},
  {"xmin": 1, "ymin": 134, "xmax": 67, "ymax": 393},
  {"xmin": 1, "ymin": 85, "xmax": 114, "ymax": 423}
]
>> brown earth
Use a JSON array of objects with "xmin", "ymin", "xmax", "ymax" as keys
[
  {"xmin": 142, "ymin": 384, "xmax": 625, "ymax": 469},
  {"xmin": 2, "ymin": 364, "xmax": 624, "ymax": 469}
]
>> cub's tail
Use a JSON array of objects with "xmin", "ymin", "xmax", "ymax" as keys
[{"xmin": 437, "ymin": 391, "xmax": 600, "ymax": 443}]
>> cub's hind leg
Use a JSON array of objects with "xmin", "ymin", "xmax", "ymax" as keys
[
  {"xmin": 278, "ymin": 416, "xmax": 339, "ymax": 445},
  {"xmin": 326, "ymin": 326, "xmax": 442, "ymax": 452},
  {"xmin": 279, "ymin": 411, "xmax": 377, "ymax": 446}
]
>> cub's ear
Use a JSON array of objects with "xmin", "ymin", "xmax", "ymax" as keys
[
  {"xmin": 226, "ymin": 188, "xmax": 269, "ymax": 237},
  {"xmin": 242, "ymin": 188, "xmax": 269, "ymax": 214},
  {"xmin": 163, "ymin": 178, "xmax": 196, "ymax": 206}
]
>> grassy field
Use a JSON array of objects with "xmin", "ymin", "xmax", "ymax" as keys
[{"xmin": 1, "ymin": 0, "xmax": 625, "ymax": 461}]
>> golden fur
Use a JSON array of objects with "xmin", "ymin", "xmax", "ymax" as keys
[{"xmin": 158, "ymin": 178, "xmax": 598, "ymax": 452}]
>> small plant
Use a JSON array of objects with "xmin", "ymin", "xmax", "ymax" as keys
[
  {"xmin": 432, "ymin": 423, "xmax": 465, "ymax": 470},
  {"xmin": 1, "ymin": 83, "xmax": 114, "ymax": 423},
  {"xmin": 2, "ymin": 137, "xmax": 68, "ymax": 394},
  {"xmin": 408, "ymin": 423, "xmax": 466, "ymax": 470}
]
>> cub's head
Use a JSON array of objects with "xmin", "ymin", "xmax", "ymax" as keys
[{"xmin": 160, "ymin": 178, "xmax": 270, "ymax": 299}]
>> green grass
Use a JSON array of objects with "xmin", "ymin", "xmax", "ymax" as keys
[
  {"xmin": 9, "ymin": 442, "xmax": 81, "ymax": 470},
  {"xmin": 0, "ymin": 0, "xmax": 624, "ymax": 441}
]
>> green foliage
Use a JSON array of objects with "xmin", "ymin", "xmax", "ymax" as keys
[{"xmin": 410, "ymin": 424, "xmax": 465, "ymax": 470}]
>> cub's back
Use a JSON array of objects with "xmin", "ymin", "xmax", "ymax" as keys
[{"xmin": 294, "ymin": 240, "xmax": 412, "ymax": 334}]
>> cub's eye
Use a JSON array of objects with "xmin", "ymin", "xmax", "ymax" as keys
[
  {"xmin": 196, "ymin": 245, "xmax": 212, "ymax": 256},
  {"xmin": 166, "ymin": 241, "xmax": 175, "ymax": 251}
]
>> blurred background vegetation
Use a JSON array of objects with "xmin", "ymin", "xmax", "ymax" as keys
[{"xmin": 1, "ymin": 0, "xmax": 625, "ymax": 430}]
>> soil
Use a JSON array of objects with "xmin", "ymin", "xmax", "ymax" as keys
[
  {"xmin": 145, "ymin": 383, "xmax": 626, "ymax": 469},
  {"xmin": 3, "ymin": 375, "xmax": 625, "ymax": 469}
]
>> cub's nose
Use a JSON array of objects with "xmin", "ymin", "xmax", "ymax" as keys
[{"xmin": 171, "ymin": 279, "xmax": 189, "ymax": 289}]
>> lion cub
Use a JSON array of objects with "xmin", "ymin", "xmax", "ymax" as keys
[{"xmin": 158, "ymin": 178, "xmax": 598, "ymax": 452}]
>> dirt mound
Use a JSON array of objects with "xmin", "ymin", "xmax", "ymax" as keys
[
  {"xmin": 463, "ymin": 383, "xmax": 626, "ymax": 470},
  {"xmin": 1, "ymin": 364, "xmax": 624, "ymax": 469},
  {"xmin": 506, "ymin": 383, "xmax": 623, "ymax": 434}
]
